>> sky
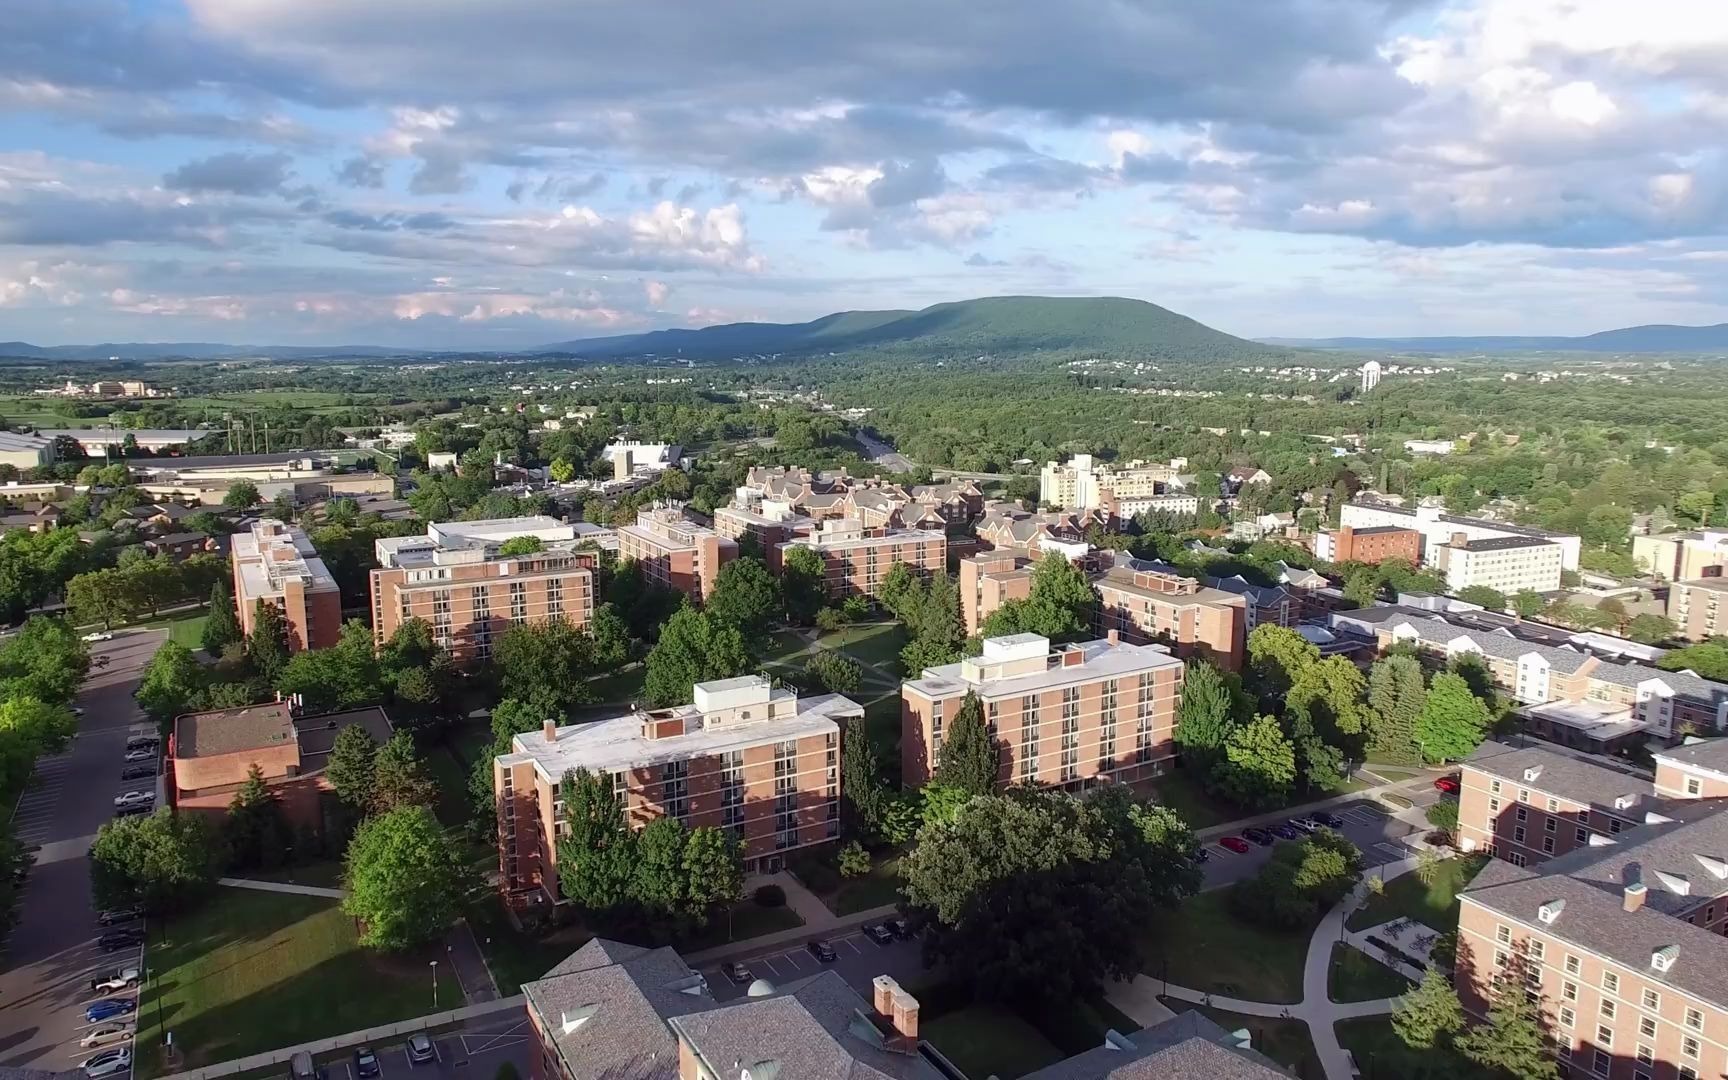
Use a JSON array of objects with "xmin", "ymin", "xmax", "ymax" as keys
[{"xmin": 2, "ymin": 0, "xmax": 1728, "ymax": 348}]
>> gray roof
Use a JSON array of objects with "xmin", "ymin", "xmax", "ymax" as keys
[
  {"xmin": 1589, "ymin": 663, "xmax": 1728, "ymax": 707},
  {"xmin": 1653, "ymin": 738, "xmax": 1728, "ymax": 776},
  {"xmin": 1451, "ymin": 535, "xmax": 1557, "ymax": 551},
  {"xmin": 668, "ymin": 971, "xmax": 940, "ymax": 1080},
  {"xmin": 1463, "ymin": 800, "xmax": 1728, "ymax": 1008},
  {"xmin": 1383, "ymin": 614, "xmax": 1594, "ymax": 674},
  {"xmin": 1464, "ymin": 741, "xmax": 1653, "ymax": 820},
  {"xmin": 522, "ymin": 939, "xmax": 715, "ymax": 1080},
  {"xmin": 1020, "ymin": 1011, "xmax": 1288, "ymax": 1080}
]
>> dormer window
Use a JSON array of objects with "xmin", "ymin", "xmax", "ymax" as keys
[
  {"xmin": 1525, "ymin": 766, "xmax": 1543, "ymax": 782},
  {"xmin": 1615, "ymin": 794, "xmax": 1636, "ymax": 810},
  {"xmin": 1538, "ymin": 900, "xmax": 1565, "ymax": 925},
  {"xmin": 1652, "ymin": 946, "xmax": 1678, "ymax": 974}
]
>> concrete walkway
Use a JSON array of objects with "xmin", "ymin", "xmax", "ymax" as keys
[
  {"xmin": 1104, "ymin": 854, "xmax": 1432, "ymax": 1080},
  {"xmin": 684, "ymin": 869, "xmax": 899, "ymax": 966},
  {"xmin": 218, "ymin": 876, "xmax": 345, "ymax": 898}
]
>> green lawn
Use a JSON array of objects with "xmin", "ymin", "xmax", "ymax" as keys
[
  {"xmin": 1165, "ymin": 1003, "xmax": 1321, "ymax": 1079},
  {"xmin": 465, "ymin": 896, "xmax": 590, "ymax": 995},
  {"xmin": 585, "ymin": 663, "xmax": 646, "ymax": 706},
  {"xmin": 422, "ymin": 747, "xmax": 473, "ymax": 829},
  {"xmin": 165, "ymin": 613, "xmax": 209, "ymax": 648},
  {"xmin": 821, "ymin": 621, "xmax": 909, "ymax": 671},
  {"xmin": 135, "ymin": 888, "xmax": 464, "ymax": 1078},
  {"xmin": 1364, "ymin": 766, "xmax": 1420, "ymax": 783},
  {"xmin": 1334, "ymin": 1018, "xmax": 1492, "ymax": 1080},
  {"xmin": 677, "ymin": 900, "xmax": 804, "ymax": 952},
  {"xmin": 1347, "ymin": 855, "xmax": 1488, "ymax": 933},
  {"xmin": 251, "ymin": 860, "xmax": 345, "ymax": 890},
  {"xmin": 830, "ymin": 853, "xmax": 904, "ymax": 915},
  {"xmin": 763, "ymin": 628, "xmax": 813, "ymax": 664},
  {"xmin": 1329, "ymin": 943, "xmax": 1414, "ymax": 1003},
  {"xmin": 922, "ymin": 1004, "xmax": 1067, "ymax": 1080},
  {"xmin": 1148, "ymin": 769, "xmax": 1236, "ymax": 830},
  {"xmin": 863, "ymin": 694, "xmax": 902, "ymax": 761},
  {"xmin": 1143, "ymin": 888, "xmax": 1311, "ymax": 1003}
]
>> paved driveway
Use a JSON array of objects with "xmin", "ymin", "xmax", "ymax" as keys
[
  {"xmin": 706, "ymin": 926, "xmax": 930, "ymax": 1004},
  {"xmin": 1198, "ymin": 799, "xmax": 1425, "ymax": 891},
  {"xmin": 295, "ymin": 1013, "xmax": 532, "ymax": 1080},
  {"xmin": 0, "ymin": 629, "xmax": 164, "ymax": 1071}
]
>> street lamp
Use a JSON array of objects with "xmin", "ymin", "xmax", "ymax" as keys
[{"xmin": 430, "ymin": 960, "xmax": 439, "ymax": 1008}]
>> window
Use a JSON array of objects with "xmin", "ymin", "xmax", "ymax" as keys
[
  {"xmin": 1544, "ymin": 816, "xmax": 1556, "ymax": 833},
  {"xmin": 1489, "ymin": 797, "xmax": 1501, "ymax": 814},
  {"xmin": 1596, "ymin": 1025, "xmax": 1613, "ymax": 1049},
  {"xmin": 1687, "ymin": 776, "xmax": 1702, "ymax": 796},
  {"xmin": 1591, "ymin": 1050, "xmax": 1610, "ymax": 1077},
  {"xmin": 1519, "ymin": 787, "xmax": 1529, "ymax": 803},
  {"xmin": 1610, "ymin": 818, "xmax": 1623, "ymax": 834},
  {"xmin": 1683, "ymin": 1035, "xmax": 1700, "ymax": 1058},
  {"xmin": 1547, "ymin": 796, "xmax": 1559, "ymax": 812},
  {"xmin": 1516, "ymin": 805, "xmax": 1528, "ymax": 822},
  {"xmin": 1514, "ymin": 826, "xmax": 1526, "ymax": 843},
  {"xmin": 1639, "ymin": 1016, "xmax": 1657, "ymax": 1038},
  {"xmin": 1562, "ymin": 981, "xmax": 1578, "ymax": 1001},
  {"xmin": 1685, "ymin": 1006, "xmax": 1704, "ymax": 1031},
  {"xmin": 1680, "ymin": 1068, "xmax": 1698, "ymax": 1080},
  {"xmin": 1602, "ymin": 971, "xmax": 1619, "ymax": 994},
  {"xmin": 1641, "ymin": 988, "xmax": 1660, "ymax": 1011},
  {"xmin": 1636, "ymin": 1044, "xmax": 1654, "ymax": 1066},
  {"xmin": 1558, "ymin": 1006, "xmax": 1575, "ymax": 1028},
  {"xmin": 1494, "ymin": 949, "xmax": 1509, "ymax": 969},
  {"xmin": 1490, "ymin": 779, "xmax": 1502, "ymax": 794},
  {"xmin": 1600, "ymin": 1001, "xmax": 1616, "ymax": 1021},
  {"xmin": 1496, "ymin": 924, "xmax": 1512, "ymax": 945},
  {"xmin": 1530, "ymin": 940, "xmax": 1545, "ymax": 961},
  {"xmin": 1542, "ymin": 835, "xmax": 1555, "ymax": 854},
  {"xmin": 1576, "ymin": 826, "xmax": 1589, "ymax": 844},
  {"xmin": 1565, "ymin": 954, "xmax": 1581, "ymax": 975}
]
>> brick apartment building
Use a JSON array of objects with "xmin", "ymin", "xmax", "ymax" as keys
[
  {"xmin": 1669, "ymin": 578, "xmax": 1728, "ymax": 642},
  {"xmin": 958, "ymin": 550, "xmax": 1033, "ymax": 636},
  {"xmin": 370, "ymin": 516, "xmax": 596, "ymax": 665},
  {"xmin": 1437, "ymin": 533, "xmax": 1566, "ymax": 595},
  {"xmin": 1341, "ymin": 498, "xmax": 1583, "ymax": 571},
  {"xmin": 1093, "ymin": 560, "xmax": 1247, "ymax": 671},
  {"xmin": 900, "ymin": 631, "xmax": 1184, "ymax": 789},
  {"xmin": 1456, "ymin": 741, "xmax": 1656, "ymax": 866},
  {"xmin": 520, "ymin": 937, "xmax": 1284, "ymax": 1080},
  {"xmin": 776, "ymin": 519, "xmax": 946, "ymax": 601},
  {"xmin": 493, "ymin": 676, "xmax": 857, "ymax": 907},
  {"xmin": 712, "ymin": 501, "xmax": 814, "ymax": 563},
  {"xmin": 169, "ymin": 700, "xmax": 392, "ymax": 828},
  {"xmin": 616, "ymin": 505, "xmax": 738, "ymax": 603},
  {"xmin": 1456, "ymin": 738, "xmax": 1728, "ymax": 1080},
  {"xmin": 230, "ymin": 518, "xmax": 342, "ymax": 652},
  {"xmin": 1314, "ymin": 524, "xmax": 1422, "ymax": 566}
]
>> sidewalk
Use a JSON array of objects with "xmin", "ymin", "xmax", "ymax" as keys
[
  {"xmin": 683, "ymin": 870, "xmax": 897, "ymax": 967},
  {"xmin": 218, "ymin": 877, "xmax": 345, "ymax": 899}
]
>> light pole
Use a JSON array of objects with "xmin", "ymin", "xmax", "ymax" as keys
[{"xmin": 430, "ymin": 960, "xmax": 439, "ymax": 1008}]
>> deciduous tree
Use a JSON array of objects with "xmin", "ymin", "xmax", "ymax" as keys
[
  {"xmin": 493, "ymin": 619, "xmax": 599, "ymax": 715},
  {"xmin": 90, "ymin": 809, "xmax": 221, "ymax": 915},
  {"xmin": 681, "ymin": 826, "xmax": 743, "ymax": 924},
  {"xmin": 706, "ymin": 557, "xmax": 780, "ymax": 639},
  {"xmin": 1210, "ymin": 714, "xmax": 1297, "ymax": 809},
  {"xmin": 224, "ymin": 480, "xmax": 261, "ymax": 510},
  {"xmin": 1245, "ymin": 624, "xmax": 1319, "ymax": 707},
  {"xmin": 556, "ymin": 768, "xmax": 636, "ymax": 916},
  {"xmin": 803, "ymin": 649, "xmax": 861, "ymax": 694},
  {"xmin": 642, "ymin": 606, "xmax": 751, "ymax": 706},
  {"xmin": 136, "ymin": 641, "xmax": 204, "ymax": 725},
  {"xmin": 1416, "ymin": 673, "xmax": 1492, "ymax": 764},
  {"xmin": 343, "ymin": 805, "xmax": 468, "ymax": 950},
  {"xmin": 779, "ymin": 546, "xmax": 828, "ymax": 625}
]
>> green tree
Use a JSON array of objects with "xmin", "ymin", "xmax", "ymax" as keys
[
  {"xmin": 1342, "ymin": 570, "xmax": 1382, "ymax": 607},
  {"xmin": 1659, "ymin": 642, "xmax": 1728, "ymax": 681},
  {"xmin": 497, "ymin": 535, "xmax": 544, "ymax": 556},
  {"xmin": 839, "ymin": 840, "xmax": 871, "ymax": 877},
  {"xmin": 877, "ymin": 563, "xmax": 922, "ymax": 623},
  {"xmin": 1288, "ymin": 655, "xmax": 1370, "ymax": 738},
  {"xmin": 245, "ymin": 600, "xmax": 292, "ymax": 682},
  {"xmin": 225, "ymin": 763, "xmax": 289, "ymax": 871},
  {"xmin": 66, "ymin": 568, "xmax": 143, "ymax": 630},
  {"xmin": 1210, "ymin": 714, "xmax": 1297, "ymax": 809},
  {"xmin": 549, "ymin": 459, "xmax": 575, "ymax": 484},
  {"xmin": 1231, "ymin": 828, "xmax": 1363, "ymax": 929},
  {"xmin": 493, "ymin": 618, "xmax": 600, "ymax": 715},
  {"xmin": 919, "ymin": 781, "xmax": 971, "ymax": 830},
  {"xmin": 1416, "ymin": 673, "xmax": 1492, "ymax": 764},
  {"xmin": 343, "ymin": 805, "xmax": 468, "ymax": 951},
  {"xmin": 899, "ymin": 634, "xmax": 961, "ymax": 678},
  {"xmin": 90, "ymin": 810, "xmax": 221, "ymax": 915},
  {"xmin": 203, "ymin": 577, "xmax": 243, "ymax": 657},
  {"xmin": 555, "ymin": 768, "xmax": 636, "ymax": 916},
  {"xmin": 1367, "ymin": 655, "xmax": 1426, "ymax": 765},
  {"xmin": 630, "ymin": 817, "xmax": 689, "ymax": 921},
  {"xmin": 1448, "ymin": 653, "xmax": 1496, "ymax": 705},
  {"xmin": 1003, "ymin": 552, "xmax": 1096, "ymax": 641},
  {"xmin": 1425, "ymin": 798, "xmax": 1459, "ymax": 834},
  {"xmin": 326, "ymin": 724, "xmax": 380, "ymax": 814},
  {"xmin": 135, "ymin": 640, "xmax": 204, "ymax": 726},
  {"xmin": 779, "ymin": 545, "xmax": 828, "ymax": 625},
  {"xmin": 934, "ymin": 692, "xmax": 998, "ymax": 795},
  {"xmin": 468, "ymin": 697, "xmax": 545, "ymax": 835},
  {"xmin": 840, "ymin": 716, "xmax": 890, "ymax": 840},
  {"xmin": 1456, "ymin": 585, "xmax": 1507, "ymax": 611},
  {"xmin": 224, "ymin": 480, "xmax": 262, "ymax": 510},
  {"xmin": 276, "ymin": 620, "xmax": 384, "ymax": 712},
  {"xmin": 642, "ymin": 605, "xmax": 751, "ymax": 707},
  {"xmin": 0, "ymin": 696, "xmax": 77, "ymax": 759},
  {"xmin": 1174, "ymin": 660, "xmax": 1239, "ymax": 771},
  {"xmin": 1391, "ymin": 968, "xmax": 1465, "ymax": 1050},
  {"xmin": 706, "ymin": 557, "xmax": 780, "ymax": 638},
  {"xmin": 1626, "ymin": 613, "xmax": 1678, "ymax": 645},
  {"xmin": 1455, "ymin": 946, "xmax": 1560, "ymax": 1080},
  {"xmin": 1245, "ymin": 624, "xmax": 1319, "ymax": 707},
  {"xmin": 1511, "ymin": 589, "xmax": 1545, "ymax": 619},
  {"xmin": 681, "ymin": 826, "xmax": 743, "ymax": 924},
  {"xmin": 589, "ymin": 602, "xmax": 630, "ymax": 668},
  {"xmin": 803, "ymin": 649, "xmax": 861, "ymax": 694},
  {"xmin": 371, "ymin": 731, "xmax": 436, "ymax": 813},
  {"xmin": 0, "ymin": 617, "xmax": 91, "ymax": 705}
]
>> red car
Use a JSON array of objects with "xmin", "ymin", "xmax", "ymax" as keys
[
  {"xmin": 1434, "ymin": 776, "xmax": 1460, "ymax": 794},
  {"xmin": 1219, "ymin": 836, "xmax": 1252, "ymax": 854}
]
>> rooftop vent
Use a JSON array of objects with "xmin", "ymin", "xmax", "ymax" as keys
[
  {"xmin": 560, "ymin": 1004, "xmax": 598, "ymax": 1035},
  {"xmin": 1537, "ymin": 900, "xmax": 1565, "ymax": 925},
  {"xmin": 1614, "ymin": 794, "xmax": 1638, "ymax": 810},
  {"xmin": 1652, "ymin": 945, "xmax": 1678, "ymax": 973},
  {"xmin": 1696, "ymin": 854, "xmax": 1728, "ymax": 881},
  {"xmin": 1656, "ymin": 870, "xmax": 1691, "ymax": 896}
]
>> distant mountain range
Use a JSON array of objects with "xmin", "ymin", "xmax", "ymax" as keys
[
  {"xmin": 1264, "ymin": 323, "xmax": 1728, "ymax": 353},
  {"xmin": 542, "ymin": 295, "xmax": 1283, "ymax": 360},
  {"xmin": 6, "ymin": 299, "xmax": 1728, "ymax": 361}
]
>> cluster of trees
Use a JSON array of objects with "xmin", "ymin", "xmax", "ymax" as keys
[
  {"xmin": 1230, "ymin": 830, "xmax": 1362, "ymax": 929},
  {"xmin": 65, "ymin": 551, "xmax": 227, "ymax": 630},
  {"xmin": 977, "ymin": 553, "xmax": 1097, "ymax": 643},
  {"xmin": 1659, "ymin": 639, "xmax": 1728, "ymax": 681},
  {"xmin": 878, "ymin": 564, "xmax": 965, "ymax": 675},
  {"xmin": 1392, "ymin": 947, "xmax": 1558, "ymax": 1080},
  {"xmin": 1176, "ymin": 631, "xmax": 1494, "ymax": 809},
  {"xmin": 0, "ymin": 528, "xmax": 101, "ymax": 624},
  {"xmin": 554, "ymin": 767, "xmax": 743, "ymax": 939},
  {"xmin": 900, "ymin": 783, "xmax": 1203, "ymax": 1006}
]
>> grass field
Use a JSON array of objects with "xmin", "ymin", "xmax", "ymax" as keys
[
  {"xmin": 1149, "ymin": 767, "xmax": 1366, "ymax": 832},
  {"xmin": 922, "ymin": 1004, "xmax": 1067, "ymax": 1079},
  {"xmin": 165, "ymin": 613, "xmax": 209, "ymax": 648},
  {"xmin": 677, "ymin": 900, "xmax": 804, "ymax": 952},
  {"xmin": 1334, "ymin": 1018, "xmax": 1491, "ymax": 1080},
  {"xmin": 1346, "ymin": 855, "xmax": 1488, "ymax": 933},
  {"xmin": 830, "ymin": 853, "xmax": 904, "ymax": 915},
  {"xmin": 1143, "ymin": 888, "xmax": 1311, "ymax": 1003},
  {"xmin": 1164, "ymin": 1003, "xmax": 1322, "ymax": 1079},
  {"xmin": 1328, "ymin": 943, "xmax": 1414, "ymax": 1003},
  {"xmin": 824, "ymin": 621, "xmax": 909, "ymax": 671},
  {"xmin": 135, "ymin": 888, "xmax": 464, "ymax": 1078},
  {"xmin": 464, "ymin": 896, "xmax": 588, "ymax": 995}
]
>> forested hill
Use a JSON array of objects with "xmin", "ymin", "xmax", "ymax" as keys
[
  {"xmin": 1268, "ymin": 322, "xmax": 1728, "ymax": 353},
  {"xmin": 543, "ymin": 295, "xmax": 1290, "ymax": 361}
]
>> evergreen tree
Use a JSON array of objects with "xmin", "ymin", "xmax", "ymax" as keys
[
  {"xmin": 840, "ymin": 716, "xmax": 890, "ymax": 839},
  {"xmin": 1367, "ymin": 655, "xmax": 1426, "ymax": 765},
  {"xmin": 1416, "ymin": 672, "xmax": 1492, "ymax": 764},
  {"xmin": 1456, "ymin": 947, "xmax": 1560, "ymax": 1079},
  {"xmin": 371, "ymin": 730, "xmax": 436, "ymax": 813},
  {"xmin": 555, "ymin": 768, "xmax": 636, "ymax": 917},
  {"xmin": 326, "ymin": 724, "xmax": 379, "ymax": 813},
  {"xmin": 935, "ymin": 692, "xmax": 998, "ymax": 795},
  {"xmin": 225, "ymin": 763, "xmax": 289, "ymax": 871},
  {"xmin": 1174, "ymin": 660, "xmax": 1237, "ymax": 770},
  {"xmin": 245, "ymin": 599, "xmax": 291, "ymax": 682}
]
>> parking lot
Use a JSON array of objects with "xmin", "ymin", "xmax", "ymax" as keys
[
  {"xmin": 286, "ymin": 1013, "xmax": 532, "ymax": 1080},
  {"xmin": 0, "ymin": 630, "xmax": 164, "ymax": 1073},
  {"xmin": 706, "ymin": 924, "xmax": 930, "ymax": 1004},
  {"xmin": 1197, "ymin": 798, "xmax": 1425, "ymax": 891}
]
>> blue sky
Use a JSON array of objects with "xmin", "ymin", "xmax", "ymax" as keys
[{"xmin": 1, "ymin": 0, "xmax": 1726, "ymax": 347}]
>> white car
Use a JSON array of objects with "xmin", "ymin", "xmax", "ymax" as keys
[
  {"xmin": 92, "ymin": 968, "xmax": 141, "ymax": 993},
  {"xmin": 81, "ymin": 631, "xmax": 114, "ymax": 643},
  {"xmin": 79, "ymin": 1024, "xmax": 134, "ymax": 1050},
  {"xmin": 123, "ymin": 748, "xmax": 154, "ymax": 762},
  {"xmin": 112, "ymin": 791, "xmax": 154, "ymax": 809},
  {"xmin": 82, "ymin": 1047, "xmax": 131, "ymax": 1077}
]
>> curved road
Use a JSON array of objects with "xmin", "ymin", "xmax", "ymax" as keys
[{"xmin": 0, "ymin": 629, "xmax": 164, "ymax": 1070}]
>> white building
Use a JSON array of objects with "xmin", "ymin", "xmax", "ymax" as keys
[
  {"xmin": 1039, "ymin": 454, "xmax": 1179, "ymax": 511},
  {"xmin": 1360, "ymin": 360, "xmax": 1382, "ymax": 394},
  {"xmin": 602, "ymin": 441, "xmax": 681, "ymax": 476},
  {"xmin": 1435, "ymin": 534, "xmax": 1564, "ymax": 595},
  {"xmin": 1402, "ymin": 439, "xmax": 1455, "ymax": 455},
  {"xmin": 1340, "ymin": 500, "xmax": 1581, "ymax": 572}
]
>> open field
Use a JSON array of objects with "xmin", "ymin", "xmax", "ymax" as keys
[
  {"xmin": 922, "ymin": 1004, "xmax": 1067, "ymax": 1080},
  {"xmin": 1346, "ymin": 855, "xmax": 1487, "ymax": 933},
  {"xmin": 1143, "ymin": 889, "xmax": 1310, "ymax": 1003}
]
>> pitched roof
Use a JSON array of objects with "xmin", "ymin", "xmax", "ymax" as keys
[
  {"xmin": 1653, "ymin": 738, "xmax": 1728, "ymax": 777},
  {"xmin": 523, "ymin": 940, "xmax": 715, "ymax": 1080},
  {"xmin": 1020, "ymin": 1011, "xmax": 1288, "ymax": 1080},
  {"xmin": 1464, "ymin": 741, "xmax": 1653, "ymax": 819}
]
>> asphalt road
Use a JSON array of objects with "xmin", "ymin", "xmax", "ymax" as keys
[
  {"xmin": 855, "ymin": 432, "xmax": 915, "ymax": 475},
  {"xmin": 0, "ymin": 629, "xmax": 165, "ymax": 1071},
  {"xmin": 306, "ymin": 1013, "xmax": 532, "ymax": 1080},
  {"xmin": 706, "ymin": 924, "xmax": 926, "ymax": 1004}
]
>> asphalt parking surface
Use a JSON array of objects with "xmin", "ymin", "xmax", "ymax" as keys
[
  {"xmin": 301, "ymin": 1014, "xmax": 532, "ymax": 1080},
  {"xmin": 707, "ymin": 925, "xmax": 930, "ymax": 1004},
  {"xmin": 0, "ymin": 630, "xmax": 164, "ymax": 1072},
  {"xmin": 1197, "ymin": 798, "xmax": 1425, "ymax": 891}
]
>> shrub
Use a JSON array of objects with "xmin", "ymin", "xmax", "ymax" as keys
[
  {"xmin": 494, "ymin": 1065, "xmax": 520, "ymax": 1080},
  {"xmin": 839, "ymin": 840, "xmax": 871, "ymax": 878},
  {"xmin": 753, "ymin": 884, "xmax": 786, "ymax": 908},
  {"xmin": 815, "ymin": 607, "xmax": 848, "ymax": 632}
]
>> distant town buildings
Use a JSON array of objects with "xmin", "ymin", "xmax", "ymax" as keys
[
  {"xmin": 1340, "ymin": 499, "xmax": 1582, "ymax": 572},
  {"xmin": 370, "ymin": 516, "xmax": 598, "ymax": 664},
  {"xmin": 230, "ymin": 518, "xmax": 341, "ymax": 652},
  {"xmin": 1635, "ymin": 528, "xmax": 1728, "ymax": 582},
  {"xmin": 494, "ymin": 675, "xmax": 856, "ymax": 904},
  {"xmin": 1402, "ymin": 439, "xmax": 1456, "ymax": 455},
  {"xmin": 46, "ymin": 380, "xmax": 164, "ymax": 399},
  {"xmin": 617, "ymin": 505, "xmax": 737, "ymax": 603},
  {"xmin": 35, "ymin": 428, "xmax": 205, "ymax": 455},
  {"xmin": 1669, "ymin": 578, "xmax": 1728, "ymax": 642},
  {"xmin": 1039, "ymin": 454, "xmax": 1183, "ymax": 512},
  {"xmin": 1436, "ymin": 533, "xmax": 1565, "ymax": 595},
  {"xmin": 1314, "ymin": 524, "xmax": 1422, "ymax": 566},
  {"xmin": 602, "ymin": 441, "xmax": 681, "ymax": 479}
]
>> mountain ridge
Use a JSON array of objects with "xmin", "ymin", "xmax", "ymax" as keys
[{"xmin": 1265, "ymin": 322, "xmax": 1728, "ymax": 353}]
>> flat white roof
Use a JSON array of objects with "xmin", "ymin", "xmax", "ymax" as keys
[
  {"xmin": 429, "ymin": 516, "xmax": 572, "ymax": 544},
  {"xmin": 502, "ymin": 692, "xmax": 861, "ymax": 781},
  {"xmin": 904, "ymin": 637, "xmax": 1180, "ymax": 701}
]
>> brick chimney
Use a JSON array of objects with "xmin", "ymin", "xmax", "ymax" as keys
[
  {"xmin": 542, "ymin": 719, "xmax": 558, "ymax": 744},
  {"xmin": 1106, "ymin": 628, "xmax": 1120, "ymax": 646},
  {"xmin": 872, "ymin": 975, "xmax": 919, "ymax": 1041},
  {"xmin": 1624, "ymin": 881, "xmax": 1647, "ymax": 913},
  {"xmin": 1450, "ymin": 531, "xmax": 1470, "ymax": 549}
]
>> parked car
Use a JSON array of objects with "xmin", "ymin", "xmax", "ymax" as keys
[
  {"xmin": 97, "ymin": 929, "xmax": 143, "ymax": 951},
  {"xmin": 863, "ymin": 923, "xmax": 894, "ymax": 945},
  {"xmin": 721, "ymin": 962, "xmax": 752, "ymax": 985},
  {"xmin": 1243, "ymin": 827, "xmax": 1275, "ymax": 846},
  {"xmin": 97, "ymin": 908, "xmax": 141, "ymax": 927},
  {"xmin": 112, "ymin": 791, "xmax": 154, "ymax": 809},
  {"xmin": 353, "ymin": 1046, "xmax": 381, "ymax": 1078},
  {"xmin": 120, "ymin": 765, "xmax": 156, "ymax": 781},
  {"xmin": 1270, "ymin": 823, "xmax": 1301, "ymax": 841},
  {"xmin": 1288, "ymin": 817, "xmax": 1319, "ymax": 833},
  {"xmin": 81, "ymin": 1047, "xmax": 132, "ymax": 1078},
  {"xmin": 123, "ymin": 748, "xmax": 155, "ymax": 763},
  {"xmin": 78, "ymin": 1025, "xmax": 133, "ymax": 1050},
  {"xmin": 406, "ymin": 1033, "xmax": 436, "ymax": 1064},
  {"xmin": 1434, "ymin": 776, "xmax": 1460, "ymax": 794},
  {"xmin": 126, "ymin": 735, "xmax": 159, "ymax": 751},
  {"xmin": 71, "ymin": 705, "xmax": 86, "ymax": 716},
  {"xmin": 807, "ymin": 940, "xmax": 838, "ymax": 963},
  {"xmin": 887, "ymin": 916, "xmax": 913, "ymax": 939},
  {"xmin": 1311, "ymin": 811, "xmax": 1346, "ymax": 829},
  {"xmin": 84, "ymin": 999, "xmax": 136, "ymax": 1024},
  {"xmin": 1219, "ymin": 836, "xmax": 1252, "ymax": 854},
  {"xmin": 91, "ymin": 967, "xmax": 141, "ymax": 992},
  {"xmin": 82, "ymin": 631, "xmax": 115, "ymax": 643},
  {"xmin": 114, "ymin": 803, "xmax": 150, "ymax": 818},
  {"xmin": 1191, "ymin": 847, "xmax": 1211, "ymax": 863}
]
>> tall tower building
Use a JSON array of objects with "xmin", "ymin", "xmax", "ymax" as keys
[{"xmin": 1360, "ymin": 360, "xmax": 1382, "ymax": 393}]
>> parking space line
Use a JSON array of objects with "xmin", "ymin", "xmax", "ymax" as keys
[
  {"xmin": 783, "ymin": 950, "xmax": 808, "ymax": 970},
  {"xmin": 839, "ymin": 936, "xmax": 862, "ymax": 955},
  {"xmin": 756, "ymin": 956, "xmax": 781, "ymax": 977}
]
